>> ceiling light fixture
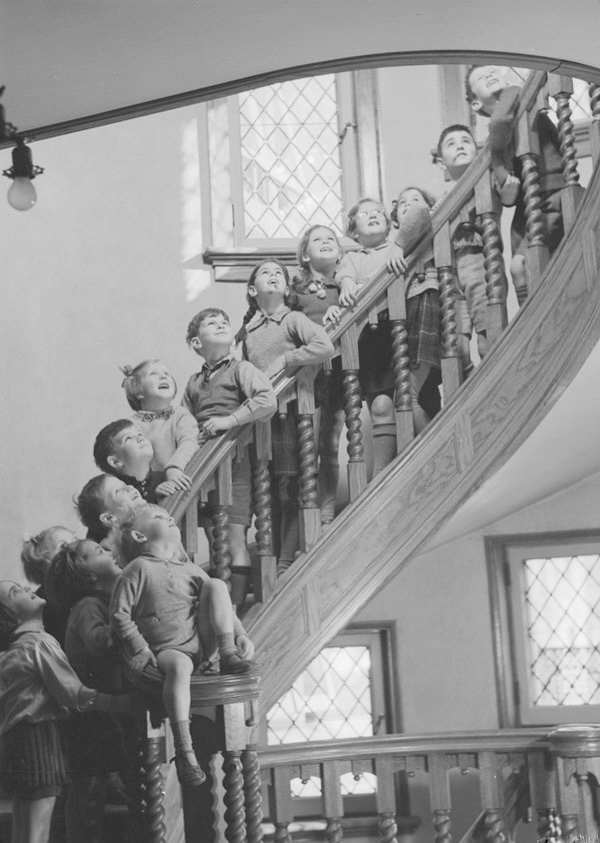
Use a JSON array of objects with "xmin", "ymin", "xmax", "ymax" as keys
[{"xmin": 0, "ymin": 86, "xmax": 44, "ymax": 212}]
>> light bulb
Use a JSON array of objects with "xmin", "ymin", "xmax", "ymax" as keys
[{"xmin": 7, "ymin": 177, "xmax": 37, "ymax": 211}]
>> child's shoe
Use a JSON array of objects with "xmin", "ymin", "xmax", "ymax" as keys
[
  {"xmin": 220, "ymin": 651, "xmax": 253, "ymax": 675},
  {"xmin": 174, "ymin": 752, "xmax": 206, "ymax": 787}
]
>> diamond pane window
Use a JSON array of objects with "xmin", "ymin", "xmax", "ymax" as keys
[{"xmin": 237, "ymin": 75, "xmax": 345, "ymax": 240}]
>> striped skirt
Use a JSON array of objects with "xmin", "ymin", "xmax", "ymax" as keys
[{"xmin": 0, "ymin": 719, "xmax": 70, "ymax": 796}]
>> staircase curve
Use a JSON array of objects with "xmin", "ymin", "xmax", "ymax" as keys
[{"xmin": 164, "ymin": 71, "xmax": 600, "ymax": 713}]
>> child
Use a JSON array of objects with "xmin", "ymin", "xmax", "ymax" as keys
[
  {"xmin": 465, "ymin": 65, "xmax": 577, "ymax": 304},
  {"xmin": 290, "ymin": 225, "xmax": 345, "ymax": 525},
  {"xmin": 76, "ymin": 473, "xmax": 144, "ymax": 543},
  {"xmin": 390, "ymin": 188, "xmax": 442, "ymax": 430},
  {"xmin": 93, "ymin": 419, "xmax": 179, "ymax": 502},
  {"xmin": 110, "ymin": 504, "xmax": 255, "ymax": 788},
  {"xmin": 45, "ymin": 541, "xmax": 136, "ymax": 843},
  {"xmin": 121, "ymin": 359, "xmax": 200, "ymax": 493},
  {"xmin": 20, "ymin": 526, "xmax": 76, "ymax": 643},
  {"xmin": 183, "ymin": 307, "xmax": 277, "ymax": 609},
  {"xmin": 0, "ymin": 580, "xmax": 133, "ymax": 843},
  {"xmin": 236, "ymin": 259, "xmax": 335, "ymax": 568}
]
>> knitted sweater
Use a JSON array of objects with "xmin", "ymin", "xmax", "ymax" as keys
[
  {"xmin": 132, "ymin": 405, "xmax": 199, "ymax": 472},
  {"xmin": 242, "ymin": 305, "xmax": 334, "ymax": 373}
]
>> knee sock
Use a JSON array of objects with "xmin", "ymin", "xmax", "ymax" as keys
[
  {"xmin": 229, "ymin": 566, "xmax": 252, "ymax": 610},
  {"xmin": 319, "ymin": 460, "xmax": 339, "ymax": 524},
  {"xmin": 372, "ymin": 422, "xmax": 397, "ymax": 476},
  {"xmin": 515, "ymin": 286, "xmax": 528, "ymax": 306},
  {"xmin": 171, "ymin": 720, "xmax": 195, "ymax": 757}
]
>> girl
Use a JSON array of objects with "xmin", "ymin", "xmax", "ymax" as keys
[
  {"xmin": 290, "ymin": 225, "xmax": 345, "ymax": 525},
  {"xmin": 20, "ymin": 526, "xmax": 76, "ymax": 643},
  {"xmin": 45, "ymin": 540, "xmax": 133, "ymax": 843},
  {"xmin": 236, "ymin": 259, "xmax": 335, "ymax": 568},
  {"xmin": 391, "ymin": 187, "xmax": 442, "ymax": 427},
  {"xmin": 121, "ymin": 359, "xmax": 200, "ymax": 493},
  {"xmin": 0, "ymin": 580, "xmax": 132, "ymax": 843},
  {"xmin": 111, "ymin": 504, "xmax": 255, "ymax": 789},
  {"xmin": 336, "ymin": 197, "xmax": 407, "ymax": 475}
]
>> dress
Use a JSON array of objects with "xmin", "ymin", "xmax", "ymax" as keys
[{"xmin": 133, "ymin": 405, "xmax": 199, "ymax": 473}]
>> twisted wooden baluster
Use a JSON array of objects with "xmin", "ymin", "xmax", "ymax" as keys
[
  {"xmin": 223, "ymin": 750, "xmax": 246, "ymax": 843},
  {"xmin": 390, "ymin": 319, "xmax": 413, "ymax": 452},
  {"xmin": 211, "ymin": 506, "xmax": 231, "ymax": 585},
  {"xmin": 326, "ymin": 817, "xmax": 344, "ymax": 843},
  {"xmin": 142, "ymin": 734, "xmax": 167, "ymax": 843},
  {"xmin": 297, "ymin": 415, "xmax": 318, "ymax": 509},
  {"xmin": 252, "ymin": 425, "xmax": 276, "ymax": 602},
  {"xmin": 548, "ymin": 76, "xmax": 581, "ymax": 228},
  {"xmin": 536, "ymin": 808, "xmax": 559, "ymax": 843},
  {"xmin": 274, "ymin": 823, "xmax": 292, "ymax": 843},
  {"xmin": 483, "ymin": 809, "xmax": 504, "ymax": 843},
  {"xmin": 480, "ymin": 212, "xmax": 508, "ymax": 345},
  {"xmin": 253, "ymin": 460, "xmax": 273, "ymax": 557},
  {"xmin": 242, "ymin": 747, "xmax": 264, "ymax": 843},
  {"xmin": 518, "ymin": 142, "xmax": 548, "ymax": 290},
  {"xmin": 589, "ymin": 82, "xmax": 600, "ymax": 164},
  {"xmin": 433, "ymin": 808, "xmax": 452, "ymax": 843},
  {"xmin": 378, "ymin": 811, "xmax": 398, "ymax": 843},
  {"xmin": 342, "ymin": 369, "xmax": 366, "ymax": 501},
  {"xmin": 437, "ymin": 265, "xmax": 461, "ymax": 400}
]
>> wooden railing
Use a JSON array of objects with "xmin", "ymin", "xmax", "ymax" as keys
[
  {"xmin": 259, "ymin": 726, "xmax": 600, "ymax": 843},
  {"xmin": 164, "ymin": 69, "xmax": 599, "ymax": 607}
]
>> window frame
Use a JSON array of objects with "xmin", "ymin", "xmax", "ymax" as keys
[{"xmin": 486, "ymin": 530, "xmax": 600, "ymax": 727}]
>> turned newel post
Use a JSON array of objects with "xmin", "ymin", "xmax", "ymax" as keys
[
  {"xmin": 475, "ymin": 172, "xmax": 507, "ymax": 347},
  {"xmin": 589, "ymin": 83, "xmax": 600, "ymax": 164},
  {"xmin": 547, "ymin": 74, "xmax": 582, "ymax": 227},
  {"xmin": 296, "ymin": 367, "xmax": 320, "ymax": 551},
  {"xmin": 252, "ymin": 422, "xmax": 276, "ymax": 603},
  {"xmin": 435, "ymin": 221, "xmax": 462, "ymax": 401},
  {"xmin": 387, "ymin": 275, "xmax": 413, "ymax": 453},
  {"xmin": 516, "ymin": 110, "xmax": 549, "ymax": 290},
  {"xmin": 549, "ymin": 724, "xmax": 600, "ymax": 841},
  {"xmin": 341, "ymin": 324, "xmax": 367, "ymax": 500},
  {"xmin": 429, "ymin": 754, "xmax": 453, "ymax": 843}
]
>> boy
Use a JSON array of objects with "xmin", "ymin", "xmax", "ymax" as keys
[
  {"xmin": 183, "ymin": 307, "xmax": 277, "ymax": 610},
  {"xmin": 111, "ymin": 504, "xmax": 255, "ymax": 787},
  {"xmin": 93, "ymin": 420, "xmax": 178, "ymax": 503},
  {"xmin": 76, "ymin": 474, "xmax": 144, "ymax": 543},
  {"xmin": 465, "ymin": 65, "xmax": 574, "ymax": 304}
]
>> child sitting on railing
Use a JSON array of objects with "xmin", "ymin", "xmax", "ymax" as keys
[
  {"xmin": 183, "ymin": 307, "xmax": 277, "ymax": 609},
  {"xmin": 289, "ymin": 225, "xmax": 345, "ymax": 526},
  {"xmin": 465, "ymin": 65, "xmax": 581, "ymax": 304},
  {"xmin": 236, "ymin": 259, "xmax": 335, "ymax": 569},
  {"xmin": 0, "ymin": 580, "xmax": 133, "ymax": 843},
  {"xmin": 93, "ymin": 419, "xmax": 180, "ymax": 502},
  {"xmin": 45, "ymin": 540, "xmax": 136, "ymax": 843},
  {"xmin": 390, "ymin": 187, "xmax": 442, "ymax": 429},
  {"xmin": 20, "ymin": 526, "xmax": 76, "ymax": 644},
  {"xmin": 120, "ymin": 359, "xmax": 200, "ymax": 494},
  {"xmin": 110, "ymin": 503, "xmax": 255, "ymax": 788}
]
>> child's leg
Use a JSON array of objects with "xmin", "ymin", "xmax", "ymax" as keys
[
  {"xmin": 156, "ymin": 650, "xmax": 205, "ymax": 787},
  {"xmin": 476, "ymin": 331, "xmax": 488, "ymax": 359},
  {"xmin": 228, "ymin": 524, "xmax": 251, "ymax": 611},
  {"xmin": 197, "ymin": 579, "xmax": 251, "ymax": 674},
  {"xmin": 12, "ymin": 794, "xmax": 56, "ymax": 843},
  {"xmin": 277, "ymin": 475, "xmax": 300, "ymax": 573},
  {"xmin": 510, "ymin": 254, "xmax": 528, "ymax": 305},
  {"xmin": 318, "ymin": 407, "xmax": 344, "ymax": 525},
  {"xmin": 410, "ymin": 365, "xmax": 432, "ymax": 434},
  {"xmin": 369, "ymin": 393, "xmax": 396, "ymax": 477},
  {"xmin": 66, "ymin": 776, "xmax": 108, "ymax": 843}
]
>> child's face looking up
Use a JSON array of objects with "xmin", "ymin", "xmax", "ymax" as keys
[
  {"xmin": 249, "ymin": 261, "xmax": 289, "ymax": 304},
  {"xmin": 108, "ymin": 426, "xmax": 153, "ymax": 474},
  {"xmin": 353, "ymin": 201, "xmax": 388, "ymax": 245},
  {"xmin": 100, "ymin": 475, "xmax": 143, "ymax": 520},
  {"xmin": 137, "ymin": 362, "xmax": 176, "ymax": 404},
  {"xmin": 0, "ymin": 581, "xmax": 45, "ymax": 621},
  {"xmin": 303, "ymin": 227, "xmax": 341, "ymax": 268},
  {"xmin": 439, "ymin": 131, "xmax": 477, "ymax": 180},
  {"xmin": 78, "ymin": 540, "xmax": 121, "ymax": 579},
  {"xmin": 468, "ymin": 66, "xmax": 508, "ymax": 114},
  {"xmin": 192, "ymin": 313, "xmax": 232, "ymax": 353},
  {"xmin": 135, "ymin": 506, "xmax": 181, "ymax": 546},
  {"xmin": 396, "ymin": 189, "xmax": 430, "ymax": 217}
]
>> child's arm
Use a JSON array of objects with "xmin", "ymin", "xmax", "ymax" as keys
[
  {"xmin": 70, "ymin": 599, "xmax": 114, "ymax": 658},
  {"xmin": 488, "ymin": 85, "xmax": 521, "ymax": 191},
  {"xmin": 336, "ymin": 252, "xmax": 361, "ymax": 307},
  {"xmin": 110, "ymin": 565, "xmax": 158, "ymax": 675},
  {"xmin": 165, "ymin": 407, "xmax": 200, "ymax": 490},
  {"xmin": 266, "ymin": 313, "xmax": 335, "ymax": 377},
  {"xmin": 201, "ymin": 363, "xmax": 277, "ymax": 436}
]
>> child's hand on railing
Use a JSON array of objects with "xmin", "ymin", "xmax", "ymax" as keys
[
  {"xmin": 156, "ymin": 480, "xmax": 180, "ymax": 498},
  {"xmin": 323, "ymin": 305, "xmax": 342, "ymax": 326},
  {"xmin": 496, "ymin": 172, "xmax": 520, "ymax": 206},
  {"xmin": 338, "ymin": 279, "xmax": 361, "ymax": 307},
  {"xmin": 386, "ymin": 243, "xmax": 407, "ymax": 276},
  {"xmin": 165, "ymin": 466, "xmax": 192, "ymax": 491},
  {"xmin": 201, "ymin": 415, "xmax": 236, "ymax": 436},
  {"xmin": 128, "ymin": 648, "xmax": 157, "ymax": 678}
]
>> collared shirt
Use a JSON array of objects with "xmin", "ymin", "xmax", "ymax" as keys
[
  {"xmin": 336, "ymin": 240, "xmax": 404, "ymax": 289},
  {"xmin": 182, "ymin": 354, "xmax": 276, "ymax": 427},
  {"xmin": 0, "ymin": 630, "xmax": 90, "ymax": 736},
  {"xmin": 242, "ymin": 306, "xmax": 334, "ymax": 373}
]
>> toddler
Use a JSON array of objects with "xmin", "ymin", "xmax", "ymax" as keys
[
  {"xmin": 110, "ymin": 504, "xmax": 255, "ymax": 788},
  {"xmin": 236, "ymin": 259, "xmax": 335, "ymax": 568},
  {"xmin": 45, "ymin": 540, "xmax": 133, "ymax": 843},
  {"xmin": 121, "ymin": 358, "xmax": 200, "ymax": 493},
  {"xmin": 20, "ymin": 525, "xmax": 76, "ymax": 644},
  {"xmin": 290, "ymin": 225, "xmax": 345, "ymax": 525},
  {"xmin": 93, "ymin": 419, "xmax": 179, "ymax": 502},
  {"xmin": 183, "ymin": 307, "xmax": 277, "ymax": 609},
  {"xmin": 0, "ymin": 580, "xmax": 132, "ymax": 843},
  {"xmin": 391, "ymin": 187, "xmax": 442, "ymax": 430},
  {"xmin": 336, "ymin": 198, "xmax": 411, "ymax": 471}
]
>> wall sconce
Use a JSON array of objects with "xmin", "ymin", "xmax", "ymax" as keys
[{"xmin": 0, "ymin": 86, "xmax": 44, "ymax": 212}]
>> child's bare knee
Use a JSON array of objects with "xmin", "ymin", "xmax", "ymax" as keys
[{"xmin": 370, "ymin": 394, "xmax": 394, "ymax": 425}]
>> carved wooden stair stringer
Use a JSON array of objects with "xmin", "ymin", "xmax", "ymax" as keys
[{"xmin": 246, "ymin": 162, "xmax": 600, "ymax": 713}]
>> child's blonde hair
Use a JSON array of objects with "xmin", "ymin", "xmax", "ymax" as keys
[
  {"xmin": 20, "ymin": 526, "xmax": 74, "ymax": 586},
  {"xmin": 293, "ymin": 225, "xmax": 342, "ymax": 294},
  {"xmin": 120, "ymin": 360, "xmax": 177, "ymax": 411}
]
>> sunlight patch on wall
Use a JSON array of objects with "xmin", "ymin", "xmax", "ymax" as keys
[{"xmin": 181, "ymin": 117, "xmax": 211, "ymax": 301}]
